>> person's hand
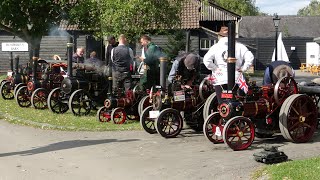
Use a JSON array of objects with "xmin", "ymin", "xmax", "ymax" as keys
[
  {"xmin": 237, "ymin": 68, "xmax": 242, "ymax": 72},
  {"xmin": 181, "ymin": 85, "xmax": 191, "ymax": 89}
]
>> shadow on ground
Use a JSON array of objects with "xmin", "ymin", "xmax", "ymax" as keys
[{"xmin": 0, "ymin": 138, "xmax": 139, "ymax": 157}]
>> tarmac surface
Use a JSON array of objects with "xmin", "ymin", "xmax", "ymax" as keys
[{"xmin": 0, "ymin": 70, "xmax": 319, "ymax": 180}]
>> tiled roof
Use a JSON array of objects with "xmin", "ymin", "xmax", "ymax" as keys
[
  {"xmin": 240, "ymin": 16, "xmax": 320, "ymax": 38},
  {"xmin": 58, "ymin": 20, "xmax": 79, "ymax": 31}
]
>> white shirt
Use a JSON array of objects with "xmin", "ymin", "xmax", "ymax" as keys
[{"xmin": 203, "ymin": 37, "xmax": 254, "ymax": 85}]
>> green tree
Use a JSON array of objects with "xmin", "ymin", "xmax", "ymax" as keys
[
  {"xmin": 213, "ymin": 0, "xmax": 260, "ymax": 16},
  {"xmin": 96, "ymin": 0, "xmax": 185, "ymax": 41},
  {"xmin": 0, "ymin": 0, "xmax": 97, "ymax": 58},
  {"xmin": 298, "ymin": 0, "xmax": 320, "ymax": 16}
]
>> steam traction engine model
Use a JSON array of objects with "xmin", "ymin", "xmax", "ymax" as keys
[
  {"xmin": 202, "ymin": 22, "xmax": 318, "ymax": 151},
  {"xmin": 96, "ymin": 64, "xmax": 147, "ymax": 124},
  {"xmin": 47, "ymin": 42, "xmax": 109, "ymax": 116},
  {"xmin": 15, "ymin": 57, "xmax": 67, "ymax": 109},
  {"xmin": 140, "ymin": 57, "xmax": 214, "ymax": 137},
  {"xmin": 0, "ymin": 54, "xmax": 30, "ymax": 100}
]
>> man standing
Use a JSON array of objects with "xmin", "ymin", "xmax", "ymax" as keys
[
  {"xmin": 137, "ymin": 35, "xmax": 162, "ymax": 90},
  {"xmin": 203, "ymin": 26, "xmax": 254, "ymax": 104},
  {"xmin": 72, "ymin": 47, "xmax": 85, "ymax": 63},
  {"xmin": 111, "ymin": 34, "xmax": 134, "ymax": 93},
  {"xmin": 85, "ymin": 51, "xmax": 103, "ymax": 67},
  {"xmin": 106, "ymin": 35, "xmax": 118, "ymax": 66}
]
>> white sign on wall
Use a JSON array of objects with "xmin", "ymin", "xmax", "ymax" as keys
[{"xmin": 1, "ymin": 42, "xmax": 28, "ymax": 52}]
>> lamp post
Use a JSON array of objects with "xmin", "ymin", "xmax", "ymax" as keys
[{"xmin": 273, "ymin": 14, "xmax": 281, "ymax": 61}]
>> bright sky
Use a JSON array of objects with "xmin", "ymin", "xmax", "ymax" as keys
[{"xmin": 255, "ymin": 0, "xmax": 311, "ymax": 15}]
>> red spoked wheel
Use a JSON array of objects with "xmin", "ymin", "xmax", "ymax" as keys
[
  {"xmin": 279, "ymin": 94, "xmax": 318, "ymax": 143},
  {"xmin": 111, "ymin": 107, "xmax": 127, "ymax": 124},
  {"xmin": 0, "ymin": 81, "xmax": 14, "ymax": 100},
  {"xmin": 31, "ymin": 88, "xmax": 48, "ymax": 109},
  {"xmin": 140, "ymin": 106, "xmax": 157, "ymax": 134},
  {"xmin": 203, "ymin": 112, "xmax": 225, "ymax": 144},
  {"xmin": 96, "ymin": 106, "xmax": 112, "ymax": 122},
  {"xmin": 15, "ymin": 86, "xmax": 31, "ymax": 107},
  {"xmin": 155, "ymin": 108, "xmax": 183, "ymax": 138},
  {"xmin": 274, "ymin": 76, "xmax": 298, "ymax": 105},
  {"xmin": 222, "ymin": 116, "xmax": 255, "ymax": 151}
]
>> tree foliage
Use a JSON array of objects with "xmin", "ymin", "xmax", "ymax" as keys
[
  {"xmin": 298, "ymin": 0, "xmax": 320, "ymax": 16},
  {"xmin": 95, "ymin": 0, "xmax": 185, "ymax": 41},
  {"xmin": 213, "ymin": 0, "xmax": 260, "ymax": 16},
  {"xmin": 0, "ymin": 0, "xmax": 96, "ymax": 56}
]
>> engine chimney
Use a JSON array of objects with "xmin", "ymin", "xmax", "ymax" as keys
[
  {"xmin": 14, "ymin": 55, "xmax": 20, "ymax": 74},
  {"xmin": 9, "ymin": 52, "xmax": 13, "ymax": 72},
  {"xmin": 32, "ymin": 56, "xmax": 38, "ymax": 81},
  {"xmin": 159, "ymin": 57, "xmax": 168, "ymax": 88},
  {"xmin": 67, "ymin": 36, "xmax": 74, "ymax": 77},
  {"xmin": 227, "ymin": 21, "xmax": 236, "ymax": 92}
]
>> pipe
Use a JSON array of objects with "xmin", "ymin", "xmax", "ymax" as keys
[
  {"xmin": 10, "ymin": 52, "xmax": 13, "ymax": 72},
  {"xmin": 227, "ymin": 21, "xmax": 236, "ymax": 92},
  {"xmin": 14, "ymin": 55, "xmax": 20, "ymax": 74},
  {"xmin": 159, "ymin": 57, "xmax": 168, "ymax": 88},
  {"xmin": 32, "ymin": 56, "xmax": 38, "ymax": 81},
  {"xmin": 67, "ymin": 36, "xmax": 74, "ymax": 77}
]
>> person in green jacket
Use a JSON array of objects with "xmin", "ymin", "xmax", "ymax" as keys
[{"xmin": 137, "ymin": 35, "xmax": 163, "ymax": 90}]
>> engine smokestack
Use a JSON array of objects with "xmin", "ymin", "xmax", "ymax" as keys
[
  {"xmin": 159, "ymin": 57, "xmax": 168, "ymax": 88},
  {"xmin": 67, "ymin": 36, "xmax": 74, "ymax": 77},
  {"xmin": 227, "ymin": 21, "xmax": 236, "ymax": 92}
]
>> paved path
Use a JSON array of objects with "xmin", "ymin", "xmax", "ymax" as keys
[
  {"xmin": 0, "ymin": 70, "xmax": 320, "ymax": 180},
  {"xmin": 0, "ymin": 122, "xmax": 319, "ymax": 180}
]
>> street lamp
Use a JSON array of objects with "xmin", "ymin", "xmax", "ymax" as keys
[{"xmin": 273, "ymin": 14, "xmax": 281, "ymax": 61}]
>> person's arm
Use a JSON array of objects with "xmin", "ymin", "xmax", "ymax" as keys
[
  {"xmin": 110, "ymin": 49, "xmax": 114, "ymax": 62},
  {"xmin": 168, "ymin": 60, "xmax": 179, "ymax": 83},
  {"xmin": 203, "ymin": 47, "xmax": 217, "ymax": 71},
  {"xmin": 241, "ymin": 47, "xmax": 254, "ymax": 72}
]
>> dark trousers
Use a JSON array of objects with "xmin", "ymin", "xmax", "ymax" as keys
[{"xmin": 112, "ymin": 70, "xmax": 131, "ymax": 92}]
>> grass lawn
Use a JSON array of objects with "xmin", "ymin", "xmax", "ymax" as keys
[
  {"xmin": 252, "ymin": 157, "xmax": 320, "ymax": 180},
  {"xmin": 0, "ymin": 94, "xmax": 141, "ymax": 131}
]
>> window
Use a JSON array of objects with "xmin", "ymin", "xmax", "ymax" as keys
[{"xmin": 200, "ymin": 39, "xmax": 215, "ymax": 50}]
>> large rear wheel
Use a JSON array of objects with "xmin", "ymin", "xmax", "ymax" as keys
[
  {"xmin": 31, "ymin": 88, "xmax": 48, "ymax": 109},
  {"xmin": 203, "ymin": 92, "xmax": 218, "ymax": 121},
  {"xmin": 15, "ymin": 86, "xmax": 31, "ymax": 107},
  {"xmin": 279, "ymin": 94, "xmax": 317, "ymax": 143},
  {"xmin": 0, "ymin": 81, "xmax": 14, "ymax": 100},
  {"xmin": 68, "ymin": 89, "xmax": 92, "ymax": 116},
  {"xmin": 47, "ymin": 88, "xmax": 69, "ymax": 114},
  {"xmin": 155, "ymin": 108, "xmax": 183, "ymax": 138}
]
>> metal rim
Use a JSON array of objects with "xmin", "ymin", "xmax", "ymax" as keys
[
  {"xmin": 203, "ymin": 112, "xmax": 224, "ymax": 144},
  {"xmin": 222, "ymin": 116, "xmax": 255, "ymax": 151},
  {"xmin": 15, "ymin": 86, "xmax": 31, "ymax": 107},
  {"xmin": 111, "ymin": 107, "xmax": 127, "ymax": 124},
  {"xmin": 13, "ymin": 83, "xmax": 25, "ymax": 97},
  {"xmin": 199, "ymin": 79, "xmax": 215, "ymax": 101},
  {"xmin": 31, "ymin": 88, "xmax": 48, "ymax": 109},
  {"xmin": 140, "ymin": 106, "xmax": 157, "ymax": 134},
  {"xmin": 132, "ymin": 84, "xmax": 144, "ymax": 101},
  {"xmin": 68, "ymin": 89, "xmax": 92, "ymax": 116},
  {"xmin": 0, "ymin": 81, "xmax": 14, "ymax": 100},
  {"xmin": 274, "ymin": 76, "xmax": 298, "ymax": 105},
  {"xmin": 203, "ymin": 92, "xmax": 218, "ymax": 121},
  {"xmin": 47, "ymin": 87, "xmax": 69, "ymax": 114},
  {"xmin": 155, "ymin": 108, "xmax": 183, "ymax": 138},
  {"xmin": 138, "ymin": 96, "xmax": 150, "ymax": 116},
  {"xmin": 279, "ymin": 94, "xmax": 317, "ymax": 143},
  {"xmin": 96, "ymin": 106, "xmax": 112, "ymax": 122}
]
